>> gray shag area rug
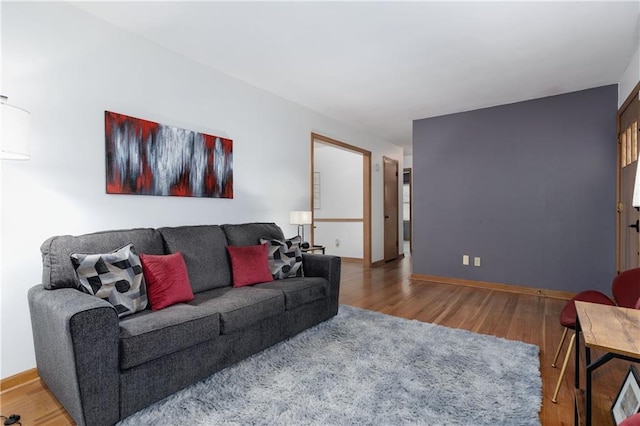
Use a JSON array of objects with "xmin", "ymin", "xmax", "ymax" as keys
[{"xmin": 118, "ymin": 305, "xmax": 541, "ymax": 425}]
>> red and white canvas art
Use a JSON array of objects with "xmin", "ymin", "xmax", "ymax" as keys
[{"xmin": 105, "ymin": 111, "xmax": 233, "ymax": 198}]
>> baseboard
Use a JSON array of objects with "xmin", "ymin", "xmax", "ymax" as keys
[
  {"xmin": 337, "ymin": 255, "xmax": 407, "ymax": 264},
  {"xmin": 0, "ymin": 368, "xmax": 38, "ymax": 392},
  {"xmin": 340, "ymin": 257, "xmax": 363, "ymax": 263},
  {"xmin": 370, "ymin": 253, "xmax": 405, "ymax": 268},
  {"xmin": 411, "ymin": 274, "xmax": 575, "ymax": 300}
]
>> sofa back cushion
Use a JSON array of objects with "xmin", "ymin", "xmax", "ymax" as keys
[
  {"xmin": 41, "ymin": 228, "xmax": 164, "ymax": 290},
  {"xmin": 158, "ymin": 225, "xmax": 232, "ymax": 292},
  {"xmin": 222, "ymin": 223, "xmax": 285, "ymax": 247}
]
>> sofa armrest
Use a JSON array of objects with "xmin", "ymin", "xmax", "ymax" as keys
[
  {"xmin": 302, "ymin": 254, "xmax": 341, "ymax": 314},
  {"xmin": 28, "ymin": 285, "xmax": 120, "ymax": 426}
]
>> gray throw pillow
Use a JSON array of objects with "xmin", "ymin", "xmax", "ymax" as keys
[
  {"xmin": 70, "ymin": 243, "xmax": 148, "ymax": 317},
  {"xmin": 260, "ymin": 236, "xmax": 304, "ymax": 280}
]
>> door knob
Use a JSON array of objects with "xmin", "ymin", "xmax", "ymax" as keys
[
  {"xmin": 630, "ymin": 220, "xmax": 639, "ymax": 233},
  {"xmin": 385, "ymin": 215, "xmax": 390, "ymax": 219}
]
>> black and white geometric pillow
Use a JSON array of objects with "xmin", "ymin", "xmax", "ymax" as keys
[
  {"xmin": 70, "ymin": 243, "xmax": 148, "ymax": 317},
  {"xmin": 260, "ymin": 236, "xmax": 304, "ymax": 280}
]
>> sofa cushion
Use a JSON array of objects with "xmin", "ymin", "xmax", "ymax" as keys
[
  {"xmin": 158, "ymin": 225, "xmax": 232, "ymax": 292},
  {"xmin": 42, "ymin": 228, "xmax": 165, "ymax": 290},
  {"xmin": 254, "ymin": 277, "xmax": 328, "ymax": 310},
  {"xmin": 227, "ymin": 244, "xmax": 274, "ymax": 287},
  {"xmin": 189, "ymin": 287, "xmax": 285, "ymax": 335},
  {"xmin": 222, "ymin": 222, "xmax": 284, "ymax": 247},
  {"xmin": 119, "ymin": 304, "xmax": 220, "ymax": 369},
  {"xmin": 260, "ymin": 236, "xmax": 304, "ymax": 279},
  {"xmin": 70, "ymin": 243, "xmax": 148, "ymax": 317},
  {"xmin": 140, "ymin": 252, "xmax": 195, "ymax": 310}
]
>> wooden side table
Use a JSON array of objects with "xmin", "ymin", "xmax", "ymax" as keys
[
  {"xmin": 302, "ymin": 245, "xmax": 326, "ymax": 254},
  {"xmin": 574, "ymin": 301, "xmax": 640, "ymax": 426}
]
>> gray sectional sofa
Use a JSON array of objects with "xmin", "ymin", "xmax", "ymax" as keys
[{"xmin": 27, "ymin": 222, "xmax": 341, "ymax": 426}]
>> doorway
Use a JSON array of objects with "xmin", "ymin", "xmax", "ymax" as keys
[
  {"xmin": 383, "ymin": 156, "xmax": 399, "ymax": 262},
  {"xmin": 311, "ymin": 133, "xmax": 372, "ymax": 267},
  {"xmin": 403, "ymin": 168, "xmax": 412, "ymax": 254}
]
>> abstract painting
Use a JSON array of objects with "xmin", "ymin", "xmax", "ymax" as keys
[{"xmin": 105, "ymin": 111, "xmax": 233, "ymax": 198}]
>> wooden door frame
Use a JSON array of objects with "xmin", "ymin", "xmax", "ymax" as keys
[
  {"xmin": 310, "ymin": 133, "xmax": 372, "ymax": 267},
  {"xmin": 616, "ymin": 80, "xmax": 640, "ymax": 273},
  {"xmin": 383, "ymin": 156, "xmax": 400, "ymax": 261}
]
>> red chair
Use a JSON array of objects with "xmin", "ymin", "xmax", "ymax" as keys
[
  {"xmin": 613, "ymin": 268, "xmax": 640, "ymax": 309},
  {"xmin": 551, "ymin": 268, "xmax": 640, "ymax": 403},
  {"xmin": 620, "ymin": 413, "xmax": 640, "ymax": 426},
  {"xmin": 550, "ymin": 291, "xmax": 614, "ymax": 403}
]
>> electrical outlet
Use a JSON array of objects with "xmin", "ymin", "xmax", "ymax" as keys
[
  {"xmin": 474, "ymin": 257, "xmax": 481, "ymax": 267},
  {"xmin": 335, "ymin": 239, "xmax": 340, "ymax": 248},
  {"xmin": 462, "ymin": 255, "xmax": 469, "ymax": 266}
]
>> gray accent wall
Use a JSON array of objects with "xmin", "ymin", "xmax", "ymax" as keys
[{"xmin": 412, "ymin": 85, "xmax": 617, "ymax": 295}]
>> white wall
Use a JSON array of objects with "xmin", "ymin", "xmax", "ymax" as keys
[
  {"xmin": 619, "ymin": 44, "xmax": 639, "ymax": 106},
  {"xmin": 619, "ymin": 17, "xmax": 640, "ymax": 106},
  {"xmin": 314, "ymin": 144, "xmax": 363, "ymax": 219},
  {"xmin": 313, "ymin": 143, "xmax": 363, "ymax": 257},
  {"xmin": 403, "ymin": 155, "xmax": 413, "ymax": 169},
  {"xmin": 0, "ymin": 2, "xmax": 403, "ymax": 379},
  {"xmin": 314, "ymin": 222, "xmax": 364, "ymax": 258}
]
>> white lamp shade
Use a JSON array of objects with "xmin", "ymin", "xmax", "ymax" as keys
[
  {"xmin": 1, "ymin": 100, "xmax": 31, "ymax": 160},
  {"xmin": 290, "ymin": 210, "xmax": 312, "ymax": 225}
]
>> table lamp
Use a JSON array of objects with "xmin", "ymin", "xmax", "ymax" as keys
[{"xmin": 290, "ymin": 211, "xmax": 312, "ymax": 247}]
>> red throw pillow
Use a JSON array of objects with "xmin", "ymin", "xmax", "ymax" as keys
[
  {"xmin": 227, "ymin": 243, "xmax": 274, "ymax": 287},
  {"xmin": 140, "ymin": 252, "xmax": 194, "ymax": 310}
]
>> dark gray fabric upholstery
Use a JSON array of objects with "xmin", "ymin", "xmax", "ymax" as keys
[
  {"xmin": 189, "ymin": 287, "xmax": 285, "ymax": 334},
  {"xmin": 227, "ymin": 310, "xmax": 288, "ymax": 361},
  {"xmin": 159, "ymin": 225, "xmax": 232, "ymax": 292},
  {"xmin": 41, "ymin": 228, "xmax": 164, "ymax": 289},
  {"xmin": 119, "ymin": 312, "xmax": 286, "ymax": 418},
  {"xmin": 254, "ymin": 277, "xmax": 328, "ymax": 310},
  {"xmin": 28, "ymin": 285, "xmax": 120, "ymax": 426},
  {"xmin": 119, "ymin": 304, "xmax": 220, "ymax": 369},
  {"xmin": 70, "ymin": 307, "xmax": 121, "ymax": 426},
  {"xmin": 302, "ymin": 253, "xmax": 341, "ymax": 315},
  {"xmin": 29, "ymin": 223, "xmax": 341, "ymax": 426},
  {"xmin": 222, "ymin": 222, "xmax": 285, "ymax": 246},
  {"xmin": 120, "ymin": 337, "xmax": 232, "ymax": 418},
  {"xmin": 284, "ymin": 298, "xmax": 333, "ymax": 336}
]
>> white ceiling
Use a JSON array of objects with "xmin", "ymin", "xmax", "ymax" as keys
[{"xmin": 72, "ymin": 1, "xmax": 640, "ymax": 155}]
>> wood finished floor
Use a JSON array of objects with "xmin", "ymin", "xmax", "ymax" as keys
[{"xmin": 1, "ymin": 253, "xmax": 631, "ymax": 425}]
